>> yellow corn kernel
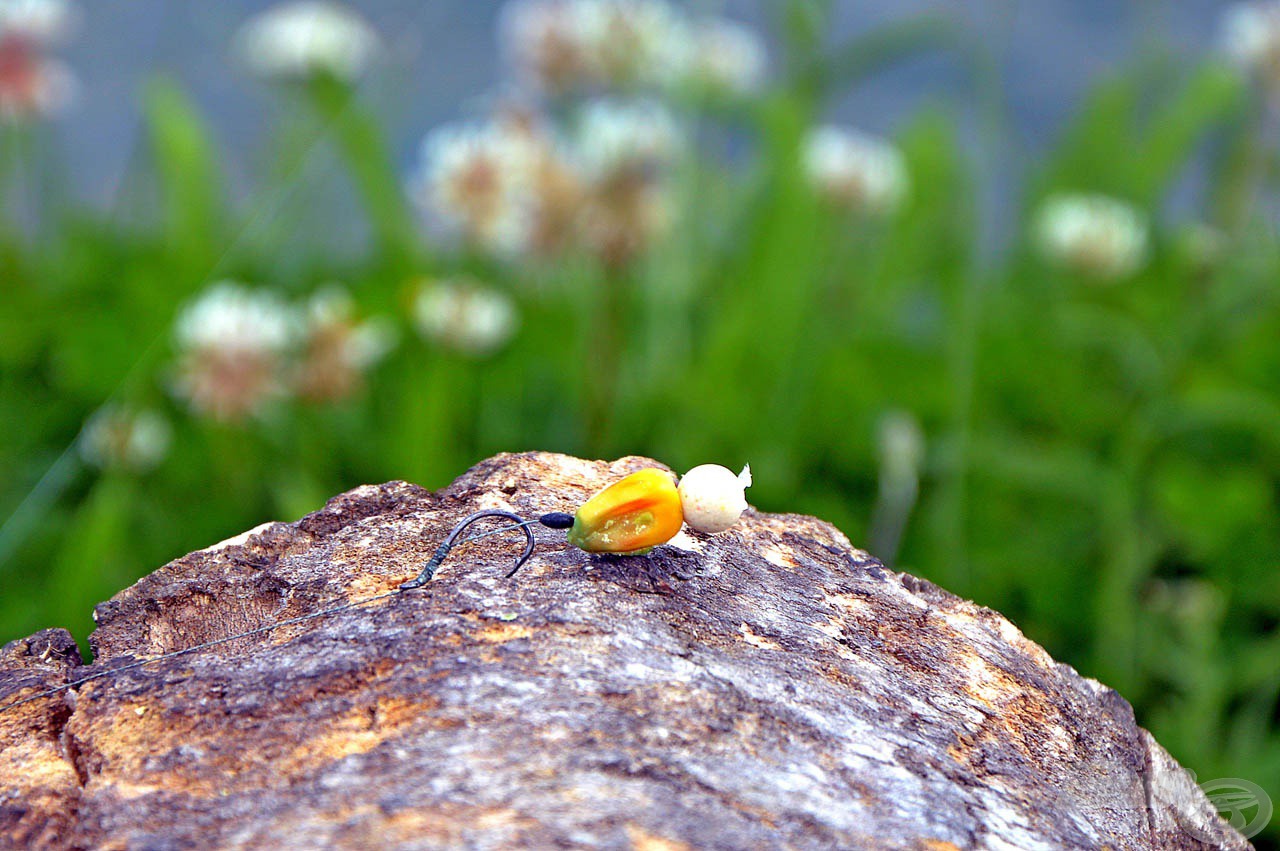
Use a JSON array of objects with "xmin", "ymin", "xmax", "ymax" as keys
[{"xmin": 566, "ymin": 468, "xmax": 684, "ymax": 554}]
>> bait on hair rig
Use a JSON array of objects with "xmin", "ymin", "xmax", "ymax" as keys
[{"xmin": 0, "ymin": 463, "xmax": 752, "ymax": 716}]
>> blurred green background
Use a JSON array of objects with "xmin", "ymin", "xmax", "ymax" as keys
[{"xmin": 2, "ymin": 0, "xmax": 1278, "ymax": 842}]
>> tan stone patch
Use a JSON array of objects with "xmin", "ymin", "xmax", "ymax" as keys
[
  {"xmin": 738, "ymin": 622, "xmax": 782, "ymax": 651},
  {"xmin": 0, "ymin": 738, "xmax": 79, "ymax": 790},
  {"xmin": 761, "ymin": 543, "xmax": 797, "ymax": 568},
  {"xmin": 626, "ymin": 823, "xmax": 692, "ymax": 851},
  {"xmin": 475, "ymin": 622, "xmax": 533, "ymax": 643},
  {"xmin": 827, "ymin": 592, "xmax": 872, "ymax": 617},
  {"xmin": 283, "ymin": 696, "xmax": 428, "ymax": 771}
]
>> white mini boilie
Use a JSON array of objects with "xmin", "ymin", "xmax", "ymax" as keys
[{"xmin": 678, "ymin": 464, "xmax": 752, "ymax": 534}]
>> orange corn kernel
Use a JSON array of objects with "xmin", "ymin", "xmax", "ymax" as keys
[{"xmin": 566, "ymin": 468, "xmax": 684, "ymax": 554}]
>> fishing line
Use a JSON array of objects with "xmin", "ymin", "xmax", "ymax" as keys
[
  {"xmin": 0, "ymin": 512, "xmax": 570, "ymax": 716},
  {"xmin": 0, "ymin": 591, "xmax": 401, "ymax": 716}
]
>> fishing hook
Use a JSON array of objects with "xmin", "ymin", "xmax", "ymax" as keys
[{"xmin": 400, "ymin": 509, "xmax": 575, "ymax": 590}]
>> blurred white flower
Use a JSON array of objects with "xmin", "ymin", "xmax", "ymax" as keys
[
  {"xmin": 684, "ymin": 18, "xmax": 767, "ymax": 95},
  {"xmin": 1221, "ymin": 2, "xmax": 1280, "ymax": 84},
  {"xmin": 877, "ymin": 410, "xmax": 925, "ymax": 487},
  {"xmin": 578, "ymin": 0, "xmax": 691, "ymax": 89},
  {"xmin": 78, "ymin": 405, "xmax": 171, "ymax": 474},
  {"xmin": 500, "ymin": 0, "xmax": 596, "ymax": 94},
  {"xmin": 500, "ymin": 0, "xmax": 691, "ymax": 93},
  {"xmin": 0, "ymin": 46, "xmax": 72, "ymax": 119},
  {"xmin": 579, "ymin": 167, "xmax": 672, "ymax": 268},
  {"xmin": 529, "ymin": 144, "xmax": 588, "ymax": 257},
  {"xmin": 803, "ymin": 125, "xmax": 909, "ymax": 216},
  {"xmin": 295, "ymin": 285, "xmax": 396, "ymax": 403},
  {"xmin": 233, "ymin": 1, "xmax": 380, "ymax": 83},
  {"xmin": 1034, "ymin": 193, "xmax": 1149, "ymax": 281},
  {"xmin": 173, "ymin": 283, "xmax": 297, "ymax": 422},
  {"xmin": 409, "ymin": 102, "xmax": 677, "ymax": 266},
  {"xmin": 495, "ymin": 110, "xmax": 589, "ymax": 257},
  {"xmin": 176, "ymin": 283, "xmax": 294, "ymax": 353},
  {"xmin": 413, "ymin": 279, "xmax": 518, "ymax": 357},
  {"xmin": 0, "ymin": 0, "xmax": 75, "ymax": 121},
  {"xmin": 412, "ymin": 120, "xmax": 541, "ymax": 255},
  {"xmin": 572, "ymin": 99, "xmax": 680, "ymax": 266},
  {"xmin": 575, "ymin": 98, "xmax": 682, "ymax": 178},
  {"xmin": 0, "ymin": 0, "xmax": 76, "ymax": 44},
  {"xmin": 1147, "ymin": 578, "xmax": 1228, "ymax": 630}
]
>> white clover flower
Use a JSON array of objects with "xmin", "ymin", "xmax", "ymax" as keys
[
  {"xmin": 579, "ymin": 0, "xmax": 692, "ymax": 89},
  {"xmin": 500, "ymin": 0, "xmax": 597, "ymax": 94},
  {"xmin": 233, "ymin": 1, "xmax": 379, "ymax": 83},
  {"xmin": 803, "ymin": 125, "xmax": 909, "ymax": 216},
  {"xmin": 1221, "ymin": 2, "xmax": 1280, "ymax": 83},
  {"xmin": 412, "ymin": 120, "xmax": 543, "ymax": 255},
  {"xmin": 176, "ymin": 283, "xmax": 294, "ymax": 353},
  {"xmin": 531, "ymin": 149, "xmax": 588, "ymax": 257},
  {"xmin": 678, "ymin": 464, "xmax": 752, "ymax": 534},
  {"xmin": 578, "ymin": 170, "xmax": 671, "ymax": 268},
  {"xmin": 1034, "ymin": 193, "xmax": 1149, "ymax": 281},
  {"xmin": 0, "ymin": 0, "xmax": 76, "ymax": 43},
  {"xmin": 575, "ymin": 98, "xmax": 682, "ymax": 178},
  {"xmin": 78, "ymin": 405, "xmax": 171, "ymax": 474},
  {"xmin": 571, "ymin": 99, "xmax": 680, "ymax": 266},
  {"xmin": 173, "ymin": 282, "xmax": 297, "ymax": 421},
  {"xmin": 500, "ymin": 113, "xmax": 589, "ymax": 257},
  {"xmin": 502, "ymin": 0, "xmax": 692, "ymax": 92},
  {"xmin": 295, "ymin": 285, "xmax": 396, "ymax": 402},
  {"xmin": 685, "ymin": 18, "xmax": 767, "ymax": 95},
  {"xmin": 413, "ymin": 279, "xmax": 518, "ymax": 357},
  {"xmin": 305, "ymin": 287, "xmax": 396, "ymax": 370}
]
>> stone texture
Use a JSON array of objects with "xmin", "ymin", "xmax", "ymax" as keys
[{"xmin": 0, "ymin": 452, "xmax": 1251, "ymax": 849}]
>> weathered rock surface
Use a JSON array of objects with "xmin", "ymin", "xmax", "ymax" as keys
[{"xmin": 0, "ymin": 452, "xmax": 1250, "ymax": 849}]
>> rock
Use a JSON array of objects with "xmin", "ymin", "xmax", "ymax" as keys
[{"xmin": 0, "ymin": 452, "xmax": 1251, "ymax": 849}]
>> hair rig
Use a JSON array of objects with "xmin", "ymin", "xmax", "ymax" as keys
[
  {"xmin": 401, "ymin": 464, "xmax": 752, "ymax": 589},
  {"xmin": 0, "ymin": 464, "xmax": 750, "ymax": 717}
]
